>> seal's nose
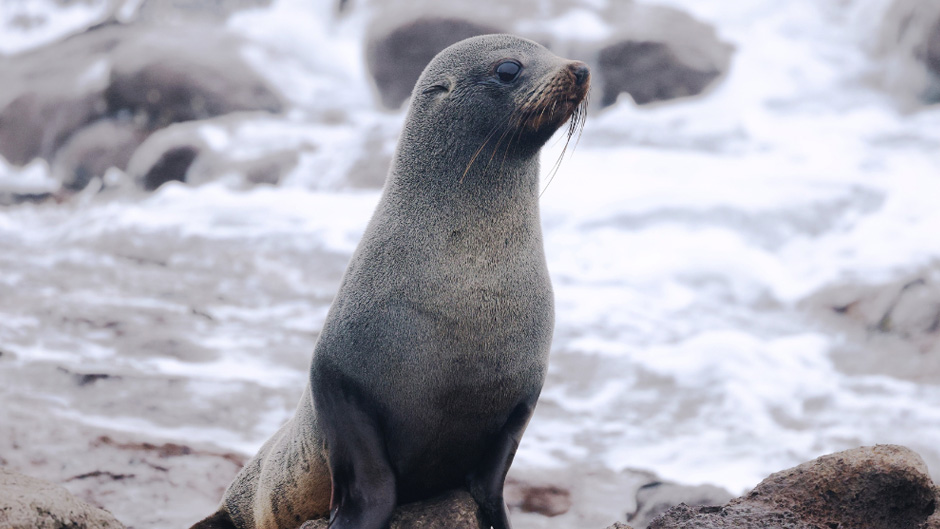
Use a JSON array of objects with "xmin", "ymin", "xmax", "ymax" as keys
[{"xmin": 569, "ymin": 62, "xmax": 590, "ymax": 86}]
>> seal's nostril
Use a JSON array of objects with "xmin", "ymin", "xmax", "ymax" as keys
[{"xmin": 569, "ymin": 62, "xmax": 590, "ymax": 86}]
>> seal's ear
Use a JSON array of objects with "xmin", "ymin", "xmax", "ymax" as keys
[{"xmin": 421, "ymin": 76, "xmax": 455, "ymax": 97}]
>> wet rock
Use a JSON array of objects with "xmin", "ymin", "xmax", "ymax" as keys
[
  {"xmin": 873, "ymin": 0, "xmax": 940, "ymax": 107},
  {"xmin": 0, "ymin": 467, "xmax": 125, "ymax": 529},
  {"xmin": 0, "ymin": 22, "xmax": 283, "ymax": 194},
  {"xmin": 366, "ymin": 17, "xmax": 501, "ymax": 109},
  {"xmin": 594, "ymin": 4, "xmax": 733, "ymax": 107},
  {"xmin": 648, "ymin": 445, "xmax": 940, "ymax": 529},
  {"xmin": 355, "ymin": 1, "xmax": 732, "ymax": 110},
  {"xmin": 627, "ymin": 479, "xmax": 734, "ymax": 529},
  {"xmin": 124, "ymin": 113, "xmax": 304, "ymax": 190},
  {"xmin": 51, "ymin": 119, "xmax": 147, "ymax": 191},
  {"xmin": 802, "ymin": 267, "xmax": 940, "ymax": 384},
  {"xmin": 105, "ymin": 28, "xmax": 283, "ymax": 129},
  {"xmin": 597, "ymin": 40, "xmax": 721, "ymax": 106},
  {"xmin": 505, "ymin": 478, "xmax": 572, "ymax": 517},
  {"xmin": 298, "ymin": 490, "xmax": 486, "ymax": 529},
  {"xmin": 0, "ymin": 92, "xmax": 106, "ymax": 167}
]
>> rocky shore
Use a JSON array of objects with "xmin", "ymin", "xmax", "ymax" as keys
[{"xmin": 3, "ymin": 445, "xmax": 937, "ymax": 529}]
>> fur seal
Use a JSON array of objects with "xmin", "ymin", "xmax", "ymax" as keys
[{"xmin": 190, "ymin": 34, "xmax": 589, "ymax": 529}]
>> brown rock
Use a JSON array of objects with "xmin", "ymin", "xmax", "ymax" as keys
[
  {"xmin": 648, "ymin": 445, "xmax": 939, "ymax": 529},
  {"xmin": 505, "ymin": 479, "xmax": 572, "ymax": 517},
  {"xmin": 0, "ymin": 467, "xmax": 125, "ymax": 529}
]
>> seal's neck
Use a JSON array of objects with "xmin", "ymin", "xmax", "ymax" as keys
[{"xmin": 384, "ymin": 122, "xmax": 543, "ymax": 220}]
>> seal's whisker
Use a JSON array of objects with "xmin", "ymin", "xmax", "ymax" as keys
[
  {"xmin": 539, "ymin": 94, "xmax": 588, "ymax": 197},
  {"xmin": 484, "ymin": 105, "xmax": 529, "ymax": 177},
  {"xmin": 460, "ymin": 113, "xmax": 516, "ymax": 183}
]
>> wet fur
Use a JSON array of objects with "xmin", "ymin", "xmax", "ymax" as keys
[{"xmin": 190, "ymin": 34, "xmax": 588, "ymax": 529}]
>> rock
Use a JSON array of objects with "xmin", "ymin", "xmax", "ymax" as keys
[
  {"xmin": 872, "ymin": 0, "xmax": 940, "ymax": 107},
  {"xmin": 593, "ymin": 4, "xmax": 733, "ymax": 108},
  {"xmin": 51, "ymin": 119, "xmax": 147, "ymax": 191},
  {"xmin": 597, "ymin": 40, "xmax": 721, "ymax": 106},
  {"xmin": 124, "ymin": 113, "xmax": 306, "ymax": 190},
  {"xmin": 366, "ymin": 17, "xmax": 501, "ymax": 109},
  {"xmin": 0, "ymin": 467, "xmax": 125, "ymax": 529},
  {"xmin": 0, "ymin": 91, "xmax": 106, "ymax": 167},
  {"xmin": 605, "ymin": 523, "xmax": 637, "ymax": 529},
  {"xmin": 801, "ymin": 267, "xmax": 940, "ymax": 384},
  {"xmin": 140, "ymin": 145, "xmax": 200, "ymax": 191},
  {"xmin": 355, "ymin": 1, "xmax": 732, "ymax": 110},
  {"xmin": 505, "ymin": 478, "xmax": 572, "ymax": 517},
  {"xmin": 104, "ymin": 27, "xmax": 283, "ymax": 129},
  {"xmin": 627, "ymin": 479, "xmax": 734, "ymax": 529},
  {"xmin": 648, "ymin": 445, "xmax": 940, "ymax": 529},
  {"xmin": 0, "ymin": 22, "xmax": 283, "ymax": 193},
  {"xmin": 298, "ymin": 490, "xmax": 486, "ymax": 529},
  {"xmin": 132, "ymin": 0, "xmax": 275, "ymax": 24}
]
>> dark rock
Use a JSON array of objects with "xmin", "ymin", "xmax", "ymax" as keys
[
  {"xmin": 0, "ymin": 467, "xmax": 126, "ymax": 528},
  {"xmin": 593, "ymin": 4, "xmax": 733, "ymax": 108},
  {"xmin": 627, "ymin": 479, "xmax": 734, "ymax": 529},
  {"xmin": 597, "ymin": 41, "xmax": 722, "ymax": 106},
  {"xmin": 366, "ymin": 17, "xmax": 502, "ymax": 109},
  {"xmin": 604, "ymin": 524, "xmax": 637, "ymax": 529},
  {"xmin": 298, "ymin": 489, "xmax": 486, "ymax": 529},
  {"xmin": 141, "ymin": 145, "xmax": 199, "ymax": 190},
  {"xmin": 648, "ymin": 445, "xmax": 940, "ymax": 529}
]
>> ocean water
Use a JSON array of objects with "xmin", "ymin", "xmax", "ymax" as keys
[{"xmin": 2, "ymin": 0, "xmax": 940, "ymax": 526}]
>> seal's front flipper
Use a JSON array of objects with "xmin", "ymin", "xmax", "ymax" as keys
[
  {"xmin": 188, "ymin": 509, "xmax": 237, "ymax": 529},
  {"xmin": 467, "ymin": 398, "xmax": 538, "ymax": 529},
  {"xmin": 315, "ymin": 368, "xmax": 396, "ymax": 529}
]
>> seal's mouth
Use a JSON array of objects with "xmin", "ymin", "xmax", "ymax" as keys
[{"xmin": 516, "ymin": 61, "xmax": 590, "ymax": 135}]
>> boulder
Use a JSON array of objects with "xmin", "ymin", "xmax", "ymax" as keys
[
  {"xmin": 0, "ymin": 467, "xmax": 125, "ymax": 529},
  {"xmin": 647, "ymin": 445, "xmax": 940, "ymax": 529},
  {"xmin": 356, "ymin": 1, "xmax": 732, "ymax": 110},
  {"xmin": 593, "ymin": 4, "xmax": 733, "ymax": 108},
  {"xmin": 873, "ymin": 0, "xmax": 940, "ymax": 106},
  {"xmin": 123, "ymin": 113, "xmax": 305, "ymax": 191},
  {"xmin": 801, "ymin": 267, "xmax": 940, "ymax": 384},
  {"xmin": 0, "ymin": 22, "xmax": 283, "ymax": 193},
  {"xmin": 366, "ymin": 17, "xmax": 501, "ymax": 109},
  {"xmin": 51, "ymin": 119, "xmax": 147, "ymax": 191},
  {"xmin": 104, "ymin": 27, "xmax": 283, "ymax": 129}
]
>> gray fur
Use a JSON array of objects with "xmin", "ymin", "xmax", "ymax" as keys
[{"xmin": 191, "ymin": 34, "xmax": 588, "ymax": 529}]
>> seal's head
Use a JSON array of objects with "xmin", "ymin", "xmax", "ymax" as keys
[{"xmin": 405, "ymin": 34, "xmax": 590, "ymax": 161}]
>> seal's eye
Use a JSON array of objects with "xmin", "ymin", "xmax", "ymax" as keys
[{"xmin": 495, "ymin": 60, "xmax": 522, "ymax": 83}]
